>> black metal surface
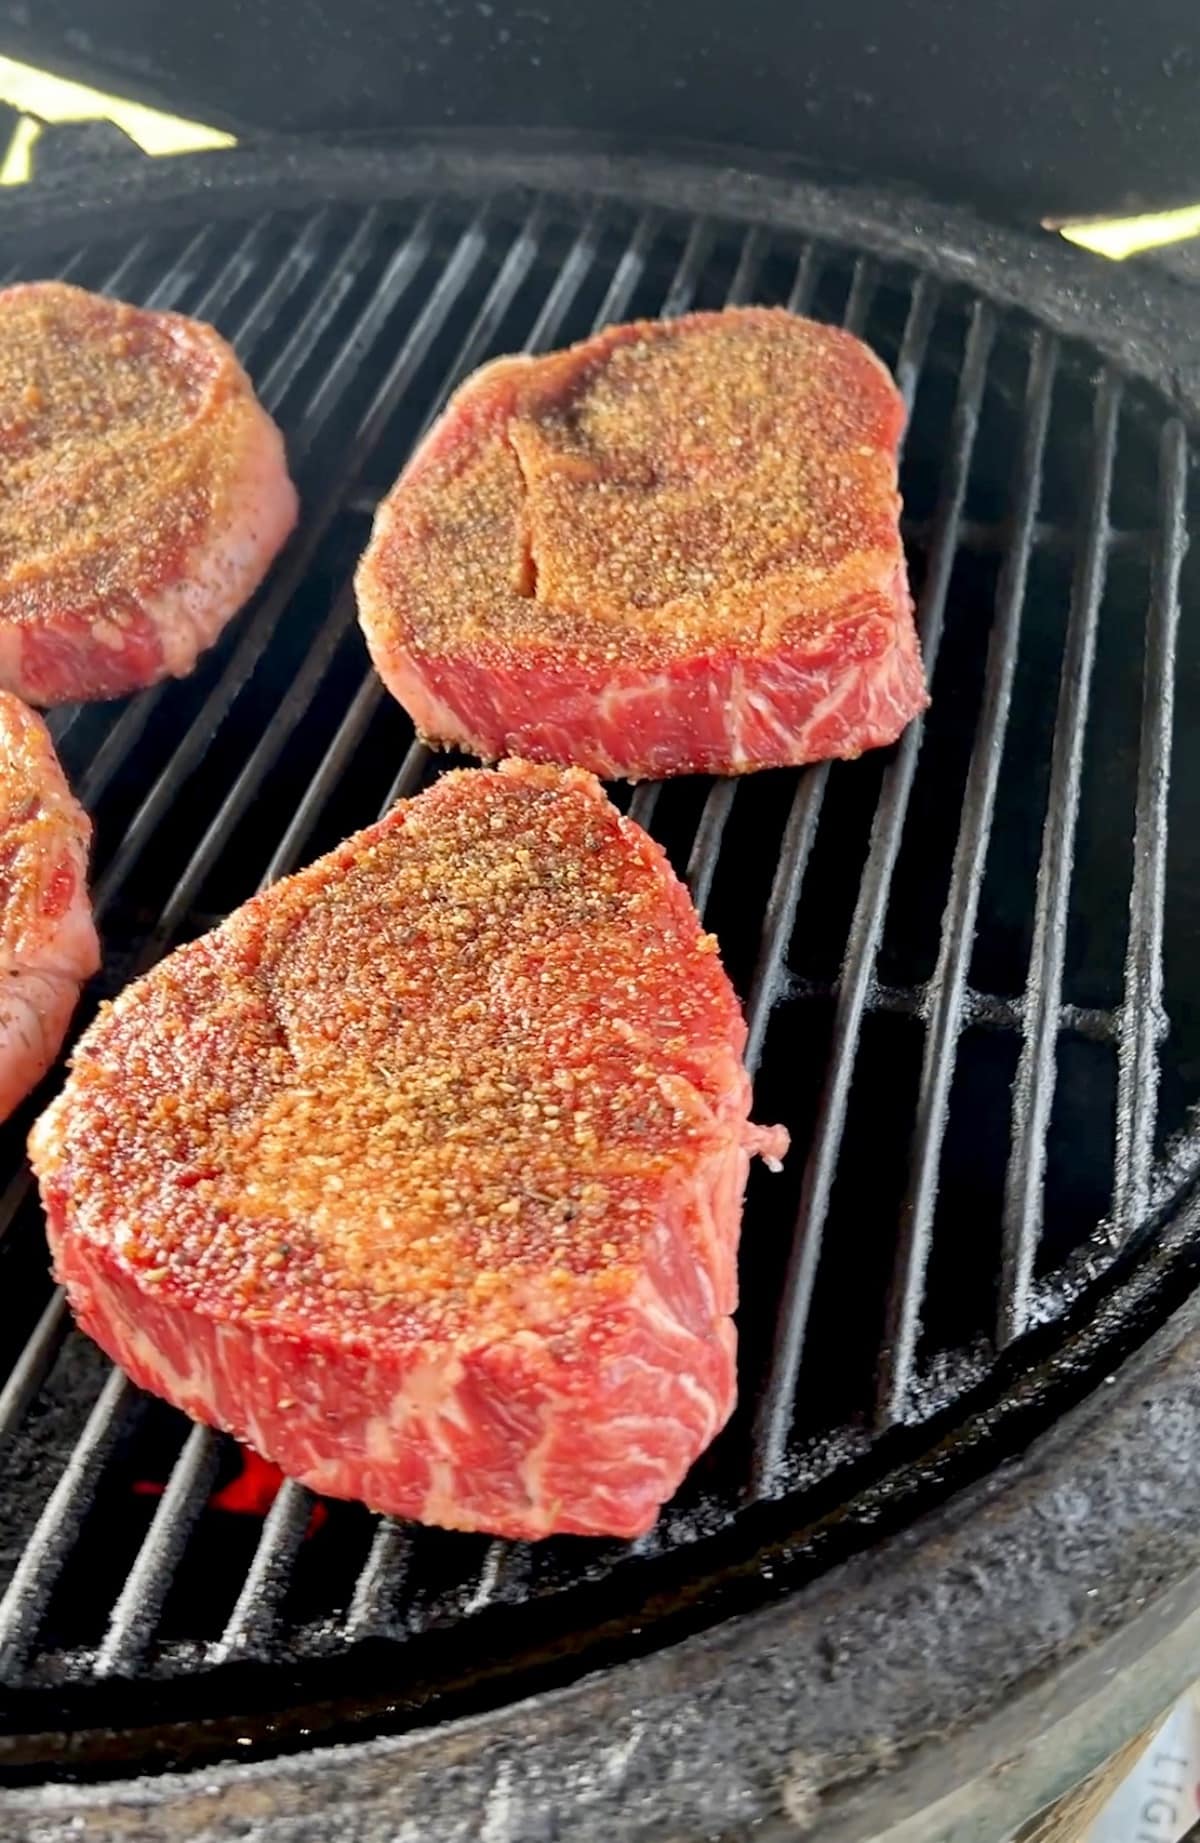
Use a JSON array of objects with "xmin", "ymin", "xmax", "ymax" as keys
[
  {"xmin": 0, "ymin": 144, "xmax": 1199, "ymax": 1841},
  {"xmin": 4, "ymin": 0, "xmax": 1200, "ymax": 221}
]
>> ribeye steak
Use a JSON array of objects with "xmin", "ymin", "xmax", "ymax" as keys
[
  {"xmin": 356, "ymin": 306, "xmax": 924, "ymax": 779},
  {"xmin": 0, "ymin": 282, "xmax": 298, "ymax": 705},
  {"xmin": 30, "ymin": 761, "xmax": 785, "ymax": 1538},
  {"xmin": 0, "ymin": 691, "xmax": 99, "ymax": 1120}
]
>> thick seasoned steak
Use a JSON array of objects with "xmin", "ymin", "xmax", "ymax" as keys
[
  {"xmin": 0, "ymin": 281, "xmax": 297, "ymax": 705},
  {"xmin": 356, "ymin": 306, "xmax": 924, "ymax": 779},
  {"xmin": 0, "ymin": 691, "xmax": 99, "ymax": 1119},
  {"xmin": 30, "ymin": 761, "xmax": 785, "ymax": 1539}
]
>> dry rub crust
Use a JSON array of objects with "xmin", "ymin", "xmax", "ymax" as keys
[
  {"xmin": 30, "ymin": 762, "xmax": 786, "ymax": 1536},
  {"xmin": 0, "ymin": 690, "xmax": 99, "ymax": 1120},
  {"xmin": 30, "ymin": 761, "xmax": 767, "ymax": 1347},
  {"xmin": 356, "ymin": 307, "xmax": 923, "ymax": 778},
  {"xmin": 0, "ymin": 281, "xmax": 297, "ymax": 705}
]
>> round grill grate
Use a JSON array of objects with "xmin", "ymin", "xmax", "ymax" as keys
[{"xmin": 0, "ymin": 140, "xmax": 1199, "ymax": 1843}]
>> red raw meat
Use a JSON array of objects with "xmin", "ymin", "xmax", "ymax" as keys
[
  {"xmin": 356, "ymin": 306, "xmax": 925, "ymax": 779},
  {"xmin": 0, "ymin": 282, "xmax": 298, "ymax": 706},
  {"xmin": 0, "ymin": 691, "xmax": 99, "ymax": 1121},
  {"xmin": 30, "ymin": 761, "xmax": 786, "ymax": 1540}
]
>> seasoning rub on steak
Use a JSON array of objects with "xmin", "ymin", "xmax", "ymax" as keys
[
  {"xmin": 0, "ymin": 691, "xmax": 99, "ymax": 1121},
  {"xmin": 356, "ymin": 306, "xmax": 925, "ymax": 780},
  {"xmin": 0, "ymin": 282, "xmax": 298, "ymax": 706},
  {"xmin": 30, "ymin": 761, "xmax": 786, "ymax": 1540}
]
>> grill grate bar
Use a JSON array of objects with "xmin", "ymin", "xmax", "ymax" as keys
[
  {"xmin": 787, "ymin": 243, "xmax": 824, "ymax": 314},
  {"xmin": 0, "ymin": 1368, "xmax": 135, "ymax": 1679},
  {"xmin": 0, "ymin": 1290, "xmax": 69, "ymax": 1445},
  {"xmin": 95, "ymin": 1422, "xmax": 222, "ymax": 1678},
  {"xmin": 728, "ymin": 225, "xmax": 770, "ymax": 305},
  {"xmin": 749, "ymin": 299, "xmax": 998, "ymax": 1497},
  {"xmin": 998, "ymin": 371, "xmax": 1122, "ymax": 1347},
  {"xmin": 893, "ymin": 276, "xmax": 942, "ymax": 419},
  {"xmin": 74, "ymin": 690, "xmax": 168, "ymax": 813},
  {"xmin": 222, "ymin": 208, "xmax": 336, "ymax": 357},
  {"xmin": 743, "ymin": 770, "xmax": 828, "ymax": 1077},
  {"xmin": 843, "ymin": 255, "xmax": 879, "ymax": 333},
  {"xmin": 687, "ymin": 782, "xmax": 739, "ymax": 918},
  {"xmin": 875, "ymin": 330, "xmax": 1060, "ymax": 1425},
  {"xmin": 54, "ymin": 248, "xmax": 94, "ymax": 286},
  {"xmin": 141, "ymin": 225, "xmax": 226, "ymax": 312},
  {"xmin": 211, "ymin": 1479, "xmax": 314, "ymax": 1663},
  {"xmin": 4, "ymin": 245, "xmax": 88, "ymax": 290},
  {"xmin": 97, "ymin": 235, "xmax": 153, "ymax": 302},
  {"xmin": 1111, "ymin": 418, "xmax": 1189, "ymax": 1232},
  {"xmin": 384, "ymin": 738, "xmax": 432, "ymax": 814},
  {"xmin": 627, "ymin": 782, "xmax": 662, "ymax": 828},
  {"xmin": 462, "ymin": 1542, "xmax": 533, "ymax": 1613},
  {"xmin": 261, "ymin": 674, "xmax": 383, "ymax": 886},
  {"xmin": 44, "ymin": 705, "xmax": 82, "ymax": 749},
  {"xmin": 594, "ymin": 210, "xmax": 660, "ymax": 325},
  {"xmin": 526, "ymin": 206, "xmax": 604, "ymax": 349},
  {"xmin": 254, "ymin": 206, "xmax": 388, "ymax": 410},
  {"xmin": 187, "ymin": 215, "xmax": 273, "ymax": 325},
  {"xmin": 661, "ymin": 217, "xmax": 716, "ymax": 317},
  {"xmin": 344, "ymin": 1522, "xmax": 413, "ymax": 1641}
]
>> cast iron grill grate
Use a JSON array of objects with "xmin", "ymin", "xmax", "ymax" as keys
[{"xmin": 0, "ymin": 176, "xmax": 1196, "ymax": 1771}]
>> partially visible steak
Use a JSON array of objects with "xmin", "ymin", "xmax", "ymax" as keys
[
  {"xmin": 0, "ymin": 283, "xmax": 298, "ymax": 706},
  {"xmin": 0, "ymin": 692, "xmax": 99, "ymax": 1120},
  {"xmin": 356, "ymin": 307, "xmax": 924, "ymax": 779},
  {"xmin": 30, "ymin": 761, "xmax": 786, "ymax": 1539}
]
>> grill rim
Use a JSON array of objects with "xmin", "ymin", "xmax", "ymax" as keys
[
  {"xmin": 4, "ymin": 130, "xmax": 1200, "ymax": 416},
  {"xmin": 3, "ymin": 137, "xmax": 1200, "ymax": 1838}
]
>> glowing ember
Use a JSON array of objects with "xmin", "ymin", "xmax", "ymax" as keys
[
  {"xmin": 211, "ymin": 1446, "xmax": 287, "ymax": 1515},
  {"xmin": 134, "ymin": 1442, "xmax": 327, "ymax": 1532}
]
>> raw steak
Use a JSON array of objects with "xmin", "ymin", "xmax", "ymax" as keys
[
  {"xmin": 30, "ymin": 761, "xmax": 786, "ymax": 1539},
  {"xmin": 0, "ymin": 692, "xmax": 99, "ymax": 1120},
  {"xmin": 0, "ymin": 282, "xmax": 298, "ymax": 706},
  {"xmin": 356, "ymin": 306, "xmax": 924, "ymax": 779}
]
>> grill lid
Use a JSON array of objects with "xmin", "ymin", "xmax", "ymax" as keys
[{"xmin": 2, "ymin": 140, "xmax": 1200, "ymax": 1841}]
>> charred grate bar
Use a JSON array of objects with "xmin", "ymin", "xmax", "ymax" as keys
[{"xmin": 0, "ymin": 172, "xmax": 1192, "ymax": 1773}]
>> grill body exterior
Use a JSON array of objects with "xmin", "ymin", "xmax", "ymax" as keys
[{"xmin": 1, "ymin": 141, "xmax": 1200, "ymax": 1840}]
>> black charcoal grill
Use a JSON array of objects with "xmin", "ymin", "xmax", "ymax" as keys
[{"xmin": 3, "ymin": 132, "xmax": 1200, "ymax": 1843}]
